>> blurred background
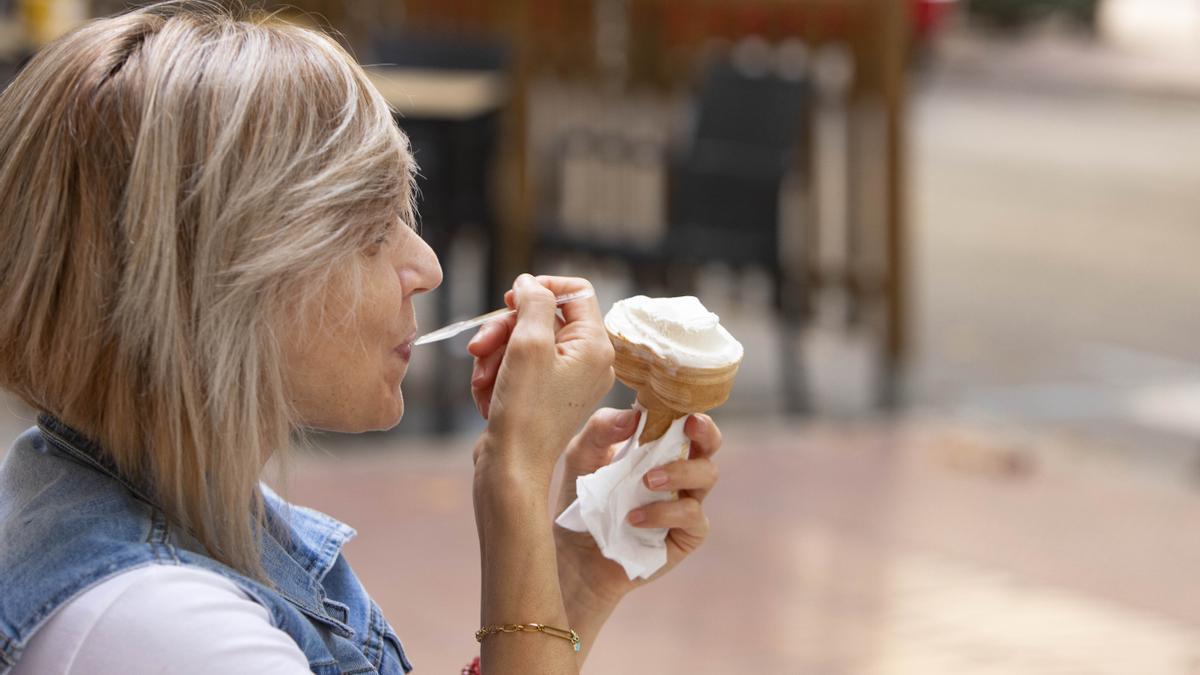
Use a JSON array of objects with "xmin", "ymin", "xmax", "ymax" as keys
[{"xmin": 3, "ymin": 0, "xmax": 1200, "ymax": 672}]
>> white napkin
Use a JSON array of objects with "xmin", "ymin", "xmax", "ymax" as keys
[{"xmin": 555, "ymin": 403, "xmax": 691, "ymax": 580}]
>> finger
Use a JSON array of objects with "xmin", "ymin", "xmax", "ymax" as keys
[
  {"xmin": 684, "ymin": 413, "xmax": 723, "ymax": 460},
  {"xmin": 467, "ymin": 314, "xmax": 515, "ymax": 358},
  {"xmin": 508, "ymin": 274, "xmax": 557, "ymax": 352},
  {"xmin": 532, "ymin": 275, "xmax": 604, "ymax": 334},
  {"xmin": 471, "ymin": 345, "xmax": 505, "ymax": 397},
  {"xmin": 503, "ymin": 290, "xmax": 564, "ymax": 334},
  {"xmin": 558, "ymin": 408, "xmax": 639, "ymax": 512},
  {"xmin": 627, "ymin": 497, "xmax": 709, "ymax": 539},
  {"xmin": 642, "ymin": 457, "xmax": 719, "ymax": 502},
  {"xmin": 569, "ymin": 408, "xmax": 640, "ymax": 460},
  {"xmin": 471, "ymin": 345, "xmax": 506, "ymax": 419},
  {"xmin": 505, "ymin": 285, "xmax": 574, "ymax": 327}
]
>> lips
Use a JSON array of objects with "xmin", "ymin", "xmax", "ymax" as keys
[{"xmin": 395, "ymin": 331, "xmax": 416, "ymax": 361}]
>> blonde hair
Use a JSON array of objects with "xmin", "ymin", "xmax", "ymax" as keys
[{"xmin": 0, "ymin": 1, "xmax": 414, "ymax": 580}]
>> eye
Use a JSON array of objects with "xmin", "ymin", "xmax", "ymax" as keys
[{"xmin": 363, "ymin": 227, "xmax": 393, "ymax": 257}]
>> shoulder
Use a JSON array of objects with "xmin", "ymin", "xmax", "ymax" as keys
[{"xmin": 14, "ymin": 564, "xmax": 311, "ymax": 675}]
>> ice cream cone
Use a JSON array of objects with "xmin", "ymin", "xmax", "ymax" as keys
[{"xmin": 608, "ymin": 329, "xmax": 741, "ymax": 445}]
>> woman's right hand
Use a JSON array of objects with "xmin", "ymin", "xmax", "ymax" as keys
[{"xmin": 467, "ymin": 274, "xmax": 614, "ymax": 490}]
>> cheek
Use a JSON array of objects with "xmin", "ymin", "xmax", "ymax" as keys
[
  {"xmin": 284, "ymin": 262, "xmax": 408, "ymax": 432},
  {"xmin": 354, "ymin": 262, "xmax": 410, "ymax": 417},
  {"xmin": 354, "ymin": 260, "xmax": 406, "ymax": 360}
]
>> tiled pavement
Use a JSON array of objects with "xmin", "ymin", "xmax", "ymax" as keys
[{"xmin": 280, "ymin": 417, "xmax": 1200, "ymax": 674}]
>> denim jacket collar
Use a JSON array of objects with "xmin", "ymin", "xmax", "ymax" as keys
[{"xmin": 36, "ymin": 414, "xmax": 155, "ymax": 507}]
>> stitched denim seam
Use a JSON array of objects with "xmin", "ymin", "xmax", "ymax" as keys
[
  {"xmin": 0, "ymin": 629, "xmax": 15, "ymax": 665},
  {"xmin": 362, "ymin": 603, "xmax": 383, "ymax": 668},
  {"xmin": 185, "ymin": 564, "xmax": 346, "ymax": 667},
  {"xmin": 36, "ymin": 419, "xmax": 155, "ymax": 509},
  {"xmin": 382, "ymin": 627, "xmax": 414, "ymax": 673},
  {"xmin": 308, "ymin": 514, "xmax": 354, "ymax": 582},
  {"xmin": 315, "ymin": 530, "xmax": 342, "ymax": 578},
  {"xmin": 147, "ymin": 510, "xmax": 181, "ymax": 565}
]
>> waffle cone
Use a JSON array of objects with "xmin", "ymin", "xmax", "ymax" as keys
[{"xmin": 608, "ymin": 329, "xmax": 740, "ymax": 444}]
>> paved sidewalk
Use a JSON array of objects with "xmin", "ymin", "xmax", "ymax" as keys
[
  {"xmin": 928, "ymin": 30, "xmax": 1200, "ymax": 101},
  {"xmin": 283, "ymin": 417, "xmax": 1200, "ymax": 674}
]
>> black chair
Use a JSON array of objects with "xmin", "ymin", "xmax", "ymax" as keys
[
  {"xmin": 666, "ymin": 57, "xmax": 810, "ymax": 411},
  {"xmin": 536, "ymin": 51, "xmax": 812, "ymax": 413},
  {"xmin": 371, "ymin": 32, "xmax": 507, "ymax": 267}
]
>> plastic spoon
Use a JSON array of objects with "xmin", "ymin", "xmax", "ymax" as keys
[{"xmin": 412, "ymin": 289, "xmax": 596, "ymax": 346}]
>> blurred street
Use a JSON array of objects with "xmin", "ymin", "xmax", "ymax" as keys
[
  {"xmin": 3, "ymin": 4, "xmax": 1200, "ymax": 673},
  {"xmin": 290, "ymin": 36, "xmax": 1200, "ymax": 672},
  {"xmin": 912, "ymin": 35, "xmax": 1200, "ymax": 482}
]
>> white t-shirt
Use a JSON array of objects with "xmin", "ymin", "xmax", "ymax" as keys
[{"xmin": 13, "ymin": 564, "xmax": 312, "ymax": 674}]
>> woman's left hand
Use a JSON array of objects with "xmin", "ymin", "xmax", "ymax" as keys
[{"xmin": 553, "ymin": 407, "xmax": 723, "ymax": 610}]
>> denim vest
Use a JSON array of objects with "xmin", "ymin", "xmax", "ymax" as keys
[{"xmin": 0, "ymin": 416, "xmax": 414, "ymax": 674}]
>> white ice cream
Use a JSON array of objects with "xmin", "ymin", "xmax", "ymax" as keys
[{"xmin": 604, "ymin": 295, "xmax": 743, "ymax": 369}]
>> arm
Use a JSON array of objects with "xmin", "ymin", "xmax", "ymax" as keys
[
  {"xmin": 468, "ymin": 274, "xmax": 615, "ymax": 674},
  {"xmin": 470, "ymin": 294, "xmax": 725, "ymax": 670},
  {"xmin": 475, "ymin": 456, "xmax": 576, "ymax": 673},
  {"xmin": 556, "ymin": 542, "xmax": 619, "ymax": 665}
]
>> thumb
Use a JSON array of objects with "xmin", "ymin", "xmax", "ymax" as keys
[
  {"xmin": 558, "ymin": 408, "xmax": 639, "ymax": 513},
  {"xmin": 509, "ymin": 273, "xmax": 557, "ymax": 347},
  {"xmin": 567, "ymin": 407, "xmax": 640, "ymax": 466}
]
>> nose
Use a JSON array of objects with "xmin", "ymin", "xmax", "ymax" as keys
[{"xmin": 399, "ymin": 226, "xmax": 442, "ymax": 297}]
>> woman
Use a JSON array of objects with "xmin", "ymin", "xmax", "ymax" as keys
[{"xmin": 0, "ymin": 3, "xmax": 722, "ymax": 674}]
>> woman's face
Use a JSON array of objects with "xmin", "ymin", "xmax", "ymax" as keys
[{"xmin": 282, "ymin": 223, "xmax": 442, "ymax": 432}]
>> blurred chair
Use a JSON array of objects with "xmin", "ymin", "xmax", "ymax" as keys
[
  {"xmin": 371, "ymin": 33, "xmax": 506, "ymax": 262},
  {"xmin": 668, "ymin": 55, "xmax": 810, "ymax": 412},
  {"xmin": 371, "ymin": 33, "xmax": 508, "ymax": 433},
  {"xmin": 536, "ymin": 46, "xmax": 812, "ymax": 413}
]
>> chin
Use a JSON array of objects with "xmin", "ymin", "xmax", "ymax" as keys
[
  {"xmin": 371, "ymin": 389, "xmax": 405, "ymax": 431},
  {"xmin": 319, "ymin": 396, "xmax": 404, "ymax": 434},
  {"xmin": 340, "ymin": 407, "xmax": 402, "ymax": 434},
  {"xmin": 306, "ymin": 382, "xmax": 405, "ymax": 434},
  {"xmin": 377, "ymin": 405, "xmax": 404, "ymax": 431}
]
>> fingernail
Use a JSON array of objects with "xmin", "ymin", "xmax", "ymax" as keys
[
  {"xmin": 627, "ymin": 509, "xmax": 645, "ymax": 525},
  {"xmin": 645, "ymin": 469, "xmax": 668, "ymax": 489}
]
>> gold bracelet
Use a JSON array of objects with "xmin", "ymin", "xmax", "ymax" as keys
[{"xmin": 475, "ymin": 623, "xmax": 582, "ymax": 653}]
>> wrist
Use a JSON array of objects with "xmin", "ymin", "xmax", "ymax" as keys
[
  {"xmin": 555, "ymin": 539, "xmax": 621, "ymax": 664},
  {"xmin": 473, "ymin": 441, "xmax": 556, "ymax": 551},
  {"xmin": 473, "ymin": 432, "xmax": 556, "ymax": 495},
  {"xmin": 555, "ymin": 535, "xmax": 625, "ymax": 613}
]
